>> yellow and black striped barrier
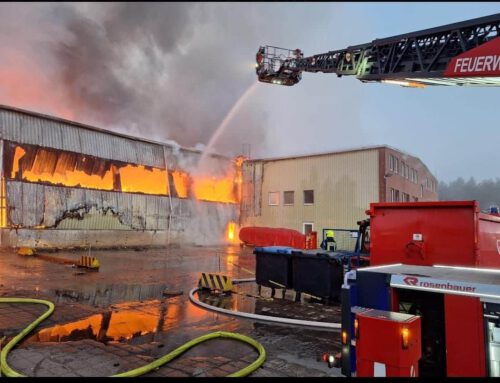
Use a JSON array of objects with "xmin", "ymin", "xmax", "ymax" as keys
[
  {"xmin": 17, "ymin": 247, "xmax": 34, "ymax": 256},
  {"xmin": 203, "ymin": 295, "xmax": 233, "ymax": 310},
  {"xmin": 77, "ymin": 255, "xmax": 100, "ymax": 270},
  {"xmin": 198, "ymin": 273, "xmax": 233, "ymax": 293}
]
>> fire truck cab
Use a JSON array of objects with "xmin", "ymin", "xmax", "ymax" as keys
[{"xmin": 341, "ymin": 263, "xmax": 500, "ymax": 377}]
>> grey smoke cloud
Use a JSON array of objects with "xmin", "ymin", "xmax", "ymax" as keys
[
  {"xmin": 0, "ymin": 2, "xmax": 341, "ymax": 159},
  {"xmin": 5, "ymin": 2, "xmax": 497, "ymax": 184}
]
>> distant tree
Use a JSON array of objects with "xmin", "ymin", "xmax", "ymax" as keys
[{"xmin": 439, "ymin": 177, "xmax": 500, "ymax": 211}]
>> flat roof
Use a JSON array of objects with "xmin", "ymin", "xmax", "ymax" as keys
[
  {"xmin": 358, "ymin": 264, "xmax": 500, "ymax": 300},
  {"xmin": 248, "ymin": 144, "xmax": 420, "ymax": 163},
  {"xmin": 247, "ymin": 144, "xmax": 436, "ymax": 180},
  {"xmin": 0, "ymin": 104, "xmax": 229, "ymax": 160}
]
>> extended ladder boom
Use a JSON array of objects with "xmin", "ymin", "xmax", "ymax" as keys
[{"xmin": 256, "ymin": 13, "xmax": 500, "ymax": 87}]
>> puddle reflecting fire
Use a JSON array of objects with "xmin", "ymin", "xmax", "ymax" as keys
[{"xmin": 25, "ymin": 300, "xmax": 174, "ymax": 344}]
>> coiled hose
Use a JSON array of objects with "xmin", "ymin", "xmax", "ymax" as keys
[{"xmin": 0, "ymin": 297, "xmax": 266, "ymax": 377}]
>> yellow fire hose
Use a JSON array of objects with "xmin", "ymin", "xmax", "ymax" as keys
[{"xmin": 0, "ymin": 297, "xmax": 266, "ymax": 377}]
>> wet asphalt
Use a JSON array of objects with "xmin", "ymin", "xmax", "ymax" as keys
[{"xmin": 0, "ymin": 245, "xmax": 343, "ymax": 377}]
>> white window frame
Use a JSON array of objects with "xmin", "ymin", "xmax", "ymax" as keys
[
  {"xmin": 303, "ymin": 222, "xmax": 314, "ymax": 235},
  {"xmin": 268, "ymin": 191, "xmax": 280, "ymax": 206}
]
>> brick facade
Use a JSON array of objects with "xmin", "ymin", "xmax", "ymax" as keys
[{"xmin": 380, "ymin": 147, "xmax": 438, "ymax": 202}]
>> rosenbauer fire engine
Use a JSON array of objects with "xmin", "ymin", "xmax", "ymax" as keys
[
  {"xmin": 254, "ymin": 12, "xmax": 500, "ymax": 377},
  {"xmin": 339, "ymin": 201, "xmax": 500, "ymax": 377}
]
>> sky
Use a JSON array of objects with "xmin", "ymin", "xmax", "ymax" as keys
[{"xmin": 0, "ymin": 2, "xmax": 498, "ymax": 182}]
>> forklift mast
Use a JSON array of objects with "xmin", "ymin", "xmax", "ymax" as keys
[{"xmin": 256, "ymin": 13, "xmax": 500, "ymax": 87}]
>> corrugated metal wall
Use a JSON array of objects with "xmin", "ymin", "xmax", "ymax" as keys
[
  {"xmin": 241, "ymin": 149, "xmax": 380, "ymax": 236},
  {"xmin": 0, "ymin": 108, "xmax": 165, "ymax": 168},
  {"xmin": 0, "ymin": 107, "xmax": 233, "ymax": 175},
  {"xmin": 0, "ymin": 106, "xmax": 239, "ymax": 247},
  {"xmin": 6, "ymin": 180, "xmax": 237, "ymax": 239},
  {"xmin": 7, "ymin": 181, "xmax": 169, "ymax": 230}
]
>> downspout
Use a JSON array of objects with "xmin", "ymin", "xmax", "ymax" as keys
[{"xmin": 163, "ymin": 147, "xmax": 173, "ymax": 246}]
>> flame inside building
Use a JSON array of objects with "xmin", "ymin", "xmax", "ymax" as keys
[
  {"xmin": 5, "ymin": 142, "xmax": 242, "ymax": 203},
  {"xmin": 0, "ymin": 106, "xmax": 243, "ymax": 248}
]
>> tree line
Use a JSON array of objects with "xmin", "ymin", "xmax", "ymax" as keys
[{"xmin": 439, "ymin": 177, "xmax": 500, "ymax": 211}]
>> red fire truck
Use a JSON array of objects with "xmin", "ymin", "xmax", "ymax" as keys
[
  {"xmin": 339, "ymin": 201, "xmax": 500, "ymax": 377},
  {"xmin": 341, "ymin": 263, "xmax": 500, "ymax": 377}
]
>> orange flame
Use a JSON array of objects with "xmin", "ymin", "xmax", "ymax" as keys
[
  {"xmin": 226, "ymin": 221, "xmax": 239, "ymax": 243},
  {"xmin": 119, "ymin": 164, "xmax": 167, "ymax": 195},
  {"xmin": 172, "ymin": 170, "xmax": 190, "ymax": 198},
  {"xmin": 9, "ymin": 145, "xmax": 247, "ymax": 206},
  {"xmin": 228, "ymin": 221, "xmax": 236, "ymax": 241},
  {"xmin": 192, "ymin": 177, "xmax": 236, "ymax": 203},
  {"xmin": 14, "ymin": 146, "xmax": 116, "ymax": 190}
]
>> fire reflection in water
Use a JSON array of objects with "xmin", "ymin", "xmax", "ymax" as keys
[{"xmin": 24, "ymin": 300, "xmax": 185, "ymax": 344}]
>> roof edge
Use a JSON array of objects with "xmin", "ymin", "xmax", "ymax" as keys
[{"xmin": 0, "ymin": 104, "xmax": 230, "ymax": 160}]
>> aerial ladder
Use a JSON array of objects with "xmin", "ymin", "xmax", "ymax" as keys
[{"xmin": 255, "ymin": 13, "xmax": 500, "ymax": 87}]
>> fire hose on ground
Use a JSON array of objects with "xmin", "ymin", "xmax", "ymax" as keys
[
  {"xmin": 189, "ymin": 278, "xmax": 342, "ymax": 330},
  {"xmin": 0, "ymin": 297, "xmax": 266, "ymax": 377}
]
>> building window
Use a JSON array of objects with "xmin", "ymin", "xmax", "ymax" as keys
[
  {"xmin": 303, "ymin": 222, "xmax": 314, "ymax": 235},
  {"xmin": 402, "ymin": 192, "xmax": 410, "ymax": 202},
  {"xmin": 268, "ymin": 191, "xmax": 279, "ymax": 206},
  {"xmin": 284, "ymin": 191, "xmax": 294, "ymax": 205},
  {"xmin": 405, "ymin": 164, "xmax": 409, "ymax": 179},
  {"xmin": 389, "ymin": 154, "xmax": 399, "ymax": 173},
  {"xmin": 390, "ymin": 188, "xmax": 400, "ymax": 202},
  {"xmin": 410, "ymin": 168, "xmax": 418, "ymax": 183},
  {"xmin": 420, "ymin": 185, "xmax": 424, "ymax": 197},
  {"xmin": 304, "ymin": 190, "xmax": 314, "ymax": 205}
]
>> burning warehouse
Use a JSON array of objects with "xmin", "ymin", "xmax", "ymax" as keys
[{"xmin": 0, "ymin": 105, "xmax": 241, "ymax": 249}]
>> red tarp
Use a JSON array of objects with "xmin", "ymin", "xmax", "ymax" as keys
[{"xmin": 239, "ymin": 226, "xmax": 307, "ymax": 249}]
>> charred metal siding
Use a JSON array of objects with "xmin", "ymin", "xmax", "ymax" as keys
[
  {"xmin": 0, "ymin": 106, "xmax": 237, "ymax": 248},
  {"xmin": 5, "ymin": 180, "xmax": 237, "ymax": 245},
  {"xmin": 0, "ymin": 109, "xmax": 165, "ymax": 168},
  {"xmin": 7, "ymin": 181, "xmax": 169, "ymax": 230}
]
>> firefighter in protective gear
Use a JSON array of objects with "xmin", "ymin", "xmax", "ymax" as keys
[{"xmin": 321, "ymin": 230, "xmax": 337, "ymax": 251}]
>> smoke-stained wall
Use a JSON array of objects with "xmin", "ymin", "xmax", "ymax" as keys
[{"xmin": 0, "ymin": 106, "xmax": 238, "ymax": 249}]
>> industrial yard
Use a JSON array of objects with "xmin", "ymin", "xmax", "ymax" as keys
[
  {"xmin": 0, "ymin": 245, "xmax": 342, "ymax": 377},
  {"xmin": 1, "ymin": 2, "xmax": 500, "ymax": 379}
]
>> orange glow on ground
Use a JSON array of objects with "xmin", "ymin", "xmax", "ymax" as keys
[
  {"xmin": 106, "ymin": 310, "xmax": 159, "ymax": 340},
  {"xmin": 26, "ymin": 301, "xmax": 163, "ymax": 343},
  {"xmin": 119, "ymin": 164, "xmax": 168, "ymax": 195}
]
